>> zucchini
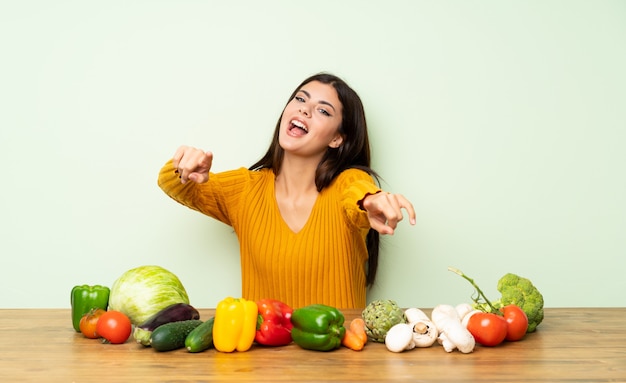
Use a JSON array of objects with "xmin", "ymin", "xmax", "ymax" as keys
[
  {"xmin": 185, "ymin": 317, "xmax": 215, "ymax": 353},
  {"xmin": 150, "ymin": 319, "xmax": 203, "ymax": 352},
  {"xmin": 134, "ymin": 303, "xmax": 200, "ymax": 346}
]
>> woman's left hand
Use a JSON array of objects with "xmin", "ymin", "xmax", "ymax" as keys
[{"xmin": 362, "ymin": 192, "xmax": 416, "ymax": 235}]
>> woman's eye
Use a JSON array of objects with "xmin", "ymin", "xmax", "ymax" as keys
[
  {"xmin": 295, "ymin": 96, "xmax": 305, "ymax": 102},
  {"xmin": 318, "ymin": 108, "xmax": 331, "ymax": 116}
]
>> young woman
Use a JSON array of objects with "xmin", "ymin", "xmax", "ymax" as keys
[{"xmin": 158, "ymin": 73, "xmax": 415, "ymax": 309}]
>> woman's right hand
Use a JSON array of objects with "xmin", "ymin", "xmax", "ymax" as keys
[{"xmin": 172, "ymin": 145, "xmax": 213, "ymax": 184}]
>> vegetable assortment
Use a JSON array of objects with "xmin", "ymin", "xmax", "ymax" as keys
[
  {"xmin": 71, "ymin": 264, "xmax": 545, "ymax": 356},
  {"xmin": 448, "ymin": 267, "xmax": 535, "ymax": 346}
]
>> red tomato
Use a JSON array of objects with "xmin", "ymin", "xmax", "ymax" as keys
[
  {"xmin": 96, "ymin": 310, "xmax": 132, "ymax": 344},
  {"xmin": 502, "ymin": 305, "xmax": 529, "ymax": 341},
  {"xmin": 79, "ymin": 308, "xmax": 105, "ymax": 339},
  {"xmin": 466, "ymin": 312, "xmax": 508, "ymax": 346}
]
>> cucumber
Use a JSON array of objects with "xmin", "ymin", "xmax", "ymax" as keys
[
  {"xmin": 150, "ymin": 319, "xmax": 203, "ymax": 352},
  {"xmin": 185, "ymin": 317, "xmax": 215, "ymax": 353},
  {"xmin": 134, "ymin": 303, "xmax": 200, "ymax": 346}
]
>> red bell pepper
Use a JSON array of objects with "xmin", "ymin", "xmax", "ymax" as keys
[{"xmin": 255, "ymin": 299, "xmax": 294, "ymax": 346}]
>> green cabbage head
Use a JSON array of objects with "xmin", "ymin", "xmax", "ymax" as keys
[{"xmin": 108, "ymin": 265, "xmax": 190, "ymax": 325}]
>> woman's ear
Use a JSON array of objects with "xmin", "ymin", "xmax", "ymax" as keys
[{"xmin": 329, "ymin": 134, "xmax": 344, "ymax": 149}]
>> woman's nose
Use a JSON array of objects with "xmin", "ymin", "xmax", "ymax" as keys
[{"xmin": 299, "ymin": 105, "xmax": 310, "ymax": 116}]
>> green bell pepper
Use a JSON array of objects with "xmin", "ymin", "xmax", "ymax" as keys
[
  {"xmin": 290, "ymin": 304, "xmax": 346, "ymax": 351},
  {"xmin": 70, "ymin": 285, "xmax": 110, "ymax": 332}
]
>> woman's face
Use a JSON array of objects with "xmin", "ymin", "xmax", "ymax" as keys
[{"xmin": 278, "ymin": 81, "xmax": 344, "ymax": 158}]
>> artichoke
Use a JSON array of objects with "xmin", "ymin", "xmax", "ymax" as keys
[{"xmin": 361, "ymin": 299, "xmax": 407, "ymax": 343}]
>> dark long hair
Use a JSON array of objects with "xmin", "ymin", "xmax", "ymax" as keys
[{"xmin": 249, "ymin": 73, "xmax": 381, "ymax": 287}]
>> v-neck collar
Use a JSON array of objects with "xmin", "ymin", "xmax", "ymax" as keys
[{"xmin": 271, "ymin": 172, "xmax": 321, "ymax": 235}]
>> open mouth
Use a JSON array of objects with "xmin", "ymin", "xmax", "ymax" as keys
[{"xmin": 289, "ymin": 119, "xmax": 308, "ymax": 135}]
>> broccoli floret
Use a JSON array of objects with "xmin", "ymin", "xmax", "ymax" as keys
[{"xmin": 494, "ymin": 273, "xmax": 544, "ymax": 332}]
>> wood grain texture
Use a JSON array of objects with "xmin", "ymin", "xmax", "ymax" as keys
[{"xmin": 0, "ymin": 308, "xmax": 624, "ymax": 382}]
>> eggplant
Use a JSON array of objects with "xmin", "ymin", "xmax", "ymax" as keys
[{"xmin": 133, "ymin": 303, "xmax": 200, "ymax": 346}]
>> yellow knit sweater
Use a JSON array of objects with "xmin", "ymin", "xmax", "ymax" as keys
[{"xmin": 158, "ymin": 160, "xmax": 381, "ymax": 309}]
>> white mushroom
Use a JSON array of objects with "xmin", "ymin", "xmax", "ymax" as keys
[
  {"xmin": 405, "ymin": 307, "xmax": 430, "ymax": 322},
  {"xmin": 431, "ymin": 304, "xmax": 475, "ymax": 354},
  {"xmin": 384, "ymin": 323, "xmax": 416, "ymax": 353},
  {"xmin": 455, "ymin": 303, "xmax": 474, "ymax": 320},
  {"xmin": 404, "ymin": 308, "xmax": 438, "ymax": 347}
]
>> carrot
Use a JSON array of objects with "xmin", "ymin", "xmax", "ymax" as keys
[
  {"xmin": 350, "ymin": 318, "xmax": 368, "ymax": 344},
  {"xmin": 341, "ymin": 318, "xmax": 368, "ymax": 351}
]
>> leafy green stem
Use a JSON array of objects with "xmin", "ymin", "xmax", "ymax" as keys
[{"xmin": 448, "ymin": 266, "xmax": 500, "ymax": 314}]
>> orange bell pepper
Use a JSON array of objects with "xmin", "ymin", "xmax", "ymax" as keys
[{"xmin": 213, "ymin": 297, "xmax": 258, "ymax": 352}]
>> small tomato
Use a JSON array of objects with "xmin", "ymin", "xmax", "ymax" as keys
[
  {"xmin": 466, "ymin": 312, "xmax": 508, "ymax": 347},
  {"xmin": 96, "ymin": 310, "xmax": 132, "ymax": 344},
  {"xmin": 502, "ymin": 304, "xmax": 529, "ymax": 341},
  {"xmin": 79, "ymin": 308, "xmax": 105, "ymax": 339}
]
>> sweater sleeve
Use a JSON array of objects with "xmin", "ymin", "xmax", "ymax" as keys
[
  {"xmin": 157, "ymin": 159, "xmax": 251, "ymax": 226},
  {"xmin": 335, "ymin": 168, "xmax": 381, "ymax": 232}
]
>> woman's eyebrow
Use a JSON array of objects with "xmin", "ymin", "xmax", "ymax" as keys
[
  {"xmin": 298, "ymin": 89, "xmax": 336, "ymax": 112},
  {"xmin": 319, "ymin": 100, "xmax": 336, "ymax": 112}
]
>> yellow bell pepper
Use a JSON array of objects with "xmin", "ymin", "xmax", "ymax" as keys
[{"xmin": 213, "ymin": 297, "xmax": 258, "ymax": 352}]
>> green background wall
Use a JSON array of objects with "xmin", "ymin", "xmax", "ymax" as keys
[{"xmin": 1, "ymin": 1, "xmax": 624, "ymax": 308}]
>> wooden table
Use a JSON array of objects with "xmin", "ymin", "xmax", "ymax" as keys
[{"xmin": 0, "ymin": 308, "xmax": 625, "ymax": 382}]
